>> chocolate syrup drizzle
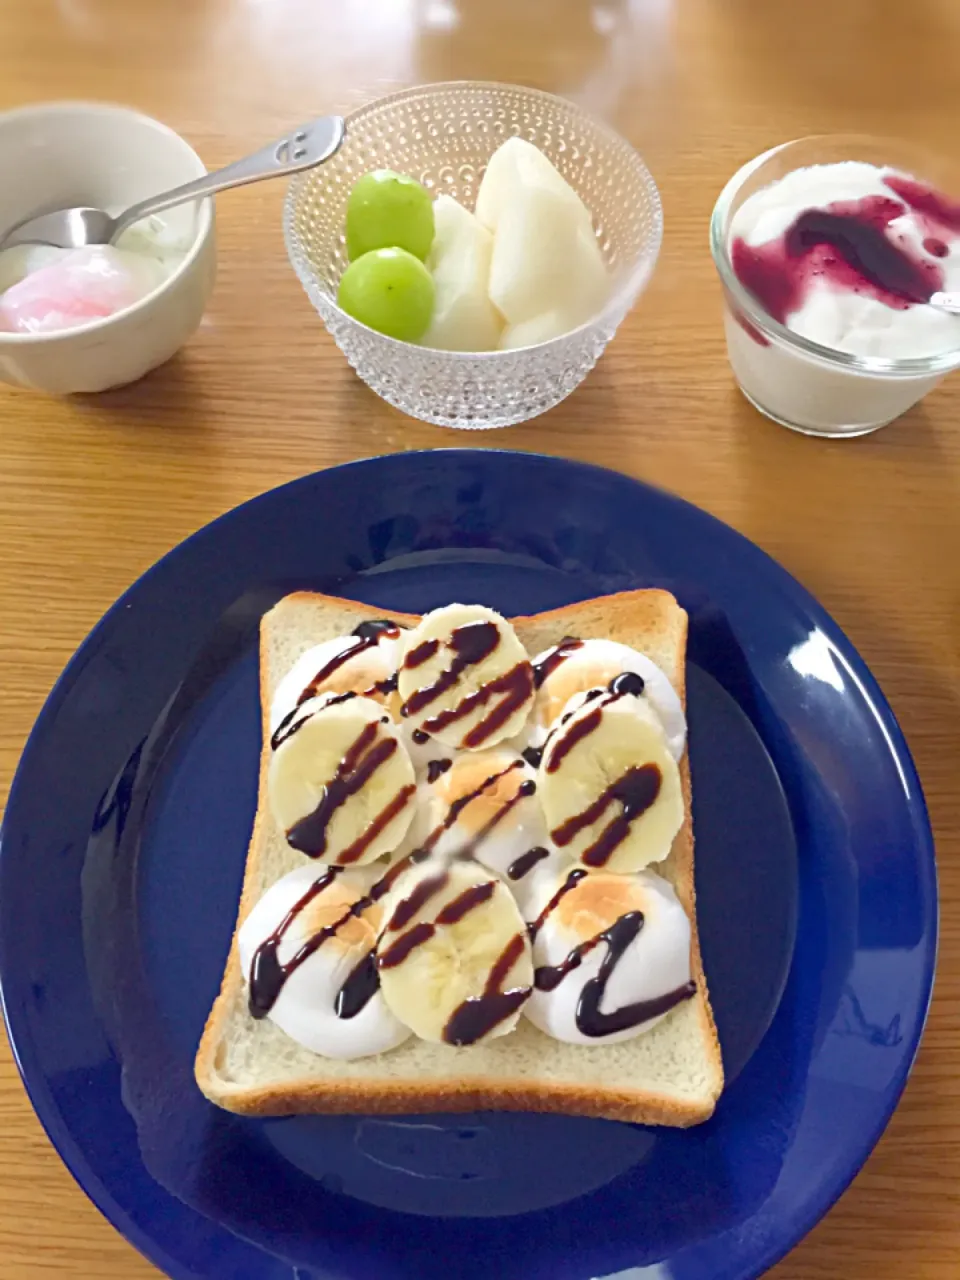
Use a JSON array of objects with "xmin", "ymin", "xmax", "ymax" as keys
[
  {"xmin": 545, "ymin": 704, "xmax": 604, "ymax": 774},
  {"xmin": 420, "ymin": 760, "xmax": 525, "ymax": 853},
  {"xmin": 533, "ymin": 911, "xmax": 695, "ymax": 1034},
  {"xmin": 544, "ymin": 673, "xmax": 660, "ymax": 867},
  {"xmin": 354, "ymin": 620, "xmax": 405, "ymax": 642},
  {"xmin": 437, "ymin": 879, "xmax": 497, "ymax": 925},
  {"xmin": 552, "ymin": 764, "xmax": 662, "ymax": 868},
  {"xmin": 533, "ymin": 931, "xmax": 604, "ymax": 992},
  {"xmin": 386, "ymin": 867, "xmax": 452, "ymax": 933},
  {"xmin": 531, "ymin": 636, "xmax": 582, "ymax": 688},
  {"xmin": 335, "ymin": 950, "xmax": 380, "ymax": 1019},
  {"xmin": 543, "ymin": 672, "xmax": 645, "ymax": 776},
  {"xmin": 377, "ymin": 880, "xmax": 501, "ymax": 971},
  {"xmin": 575, "ymin": 914, "xmax": 695, "ymax": 1036},
  {"xmin": 248, "ymin": 865, "xmax": 343, "ymax": 1019},
  {"xmin": 443, "ymin": 932, "xmax": 531, "ymax": 1046},
  {"xmin": 426, "ymin": 758, "xmax": 453, "ymax": 784},
  {"xmin": 528, "ymin": 869, "xmax": 587, "ymax": 941},
  {"xmin": 378, "ymin": 921, "xmax": 436, "ymax": 970},
  {"xmin": 400, "ymin": 620, "xmax": 534, "ymax": 749},
  {"xmin": 529, "ymin": 883, "xmax": 695, "ymax": 1034},
  {"xmin": 401, "ymin": 621, "xmax": 500, "ymax": 716},
  {"xmin": 404, "ymin": 637, "xmax": 440, "ymax": 669},
  {"xmin": 507, "ymin": 846, "xmax": 549, "ymax": 880},
  {"xmin": 270, "ymin": 619, "xmax": 401, "ymax": 750},
  {"xmin": 248, "ymin": 850, "xmax": 431, "ymax": 1020},
  {"xmin": 460, "ymin": 778, "xmax": 536, "ymax": 859},
  {"xmin": 285, "ymin": 720, "xmax": 415, "ymax": 865},
  {"xmin": 609, "ymin": 671, "xmax": 645, "ymax": 698},
  {"xmin": 423, "ymin": 662, "xmax": 535, "ymax": 749}
]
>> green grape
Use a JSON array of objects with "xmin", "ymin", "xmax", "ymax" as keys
[
  {"xmin": 337, "ymin": 247, "xmax": 435, "ymax": 342},
  {"xmin": 345, "ymin": 170, "xmax": 435, "ymax": 262}
]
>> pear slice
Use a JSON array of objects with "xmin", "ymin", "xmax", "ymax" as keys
[
  {"xmin": 488, "ymin": 183, "xmax": 608, "ymax": 328},
  {"xmin": 423, "ymin": 195, "xmax": 503, "ymax": 352},
  {"xmin": 476, "ymin": 137, "xmax": 592, "ymax": 234}
]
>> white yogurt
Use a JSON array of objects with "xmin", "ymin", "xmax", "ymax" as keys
[{"xmin": 720, "ymin": 160, "xmax": 960, "ymax": 435}]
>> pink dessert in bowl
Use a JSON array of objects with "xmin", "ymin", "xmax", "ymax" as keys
[
  {"xmin": 0, "ymin": 241, "xmax": 176, "ymax": 335},
  {"xmin": 710, "ymin": 136, "xmax": 960, "ymax": 437}
]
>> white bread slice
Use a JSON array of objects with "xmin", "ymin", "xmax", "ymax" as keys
[{"xmin": 195, "ymin": 589, "xmax": 723, "ymax": 1126}]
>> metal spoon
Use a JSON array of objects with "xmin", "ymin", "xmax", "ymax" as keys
[
  {"xmin": 0, "ymin": 115, "xmax": 345, "ymax": 251},
  {"xmin": 929, "ymin": 291, "xmax": 960, "ymax": 316}
]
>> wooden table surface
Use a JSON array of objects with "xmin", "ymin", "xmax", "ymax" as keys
[{"xmin": 0, "ymin": 0, "xmax": 958, "ymax": 1275}]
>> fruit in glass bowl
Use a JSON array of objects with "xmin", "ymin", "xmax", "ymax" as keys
[
  {"xmin": 337, "ymin": 247, "xmax": 435, "ymax": 343},
  {"xmin": 284, "ymin": 81, "xmax": 662, "ymax": 428},
  {"xmin": 345, "ymin": 169, "xmax": 436, "ymax": 263},
  {"xmin": 337, "ymin": 138, "xmax": 612, "ymax": 353}
]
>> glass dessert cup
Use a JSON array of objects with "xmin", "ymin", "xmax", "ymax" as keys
[
  {"xmin": 710, "ymin": 135, "xmax": 960, "ymax": 438},
  {"xmin": 284, "ymin": 81, "xmax": 662, "ymax": 430}
]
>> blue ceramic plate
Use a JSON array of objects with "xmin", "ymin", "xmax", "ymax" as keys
[{"xmin": 0, "ymin": 451, "xmax": 936, "ymax": 1280}]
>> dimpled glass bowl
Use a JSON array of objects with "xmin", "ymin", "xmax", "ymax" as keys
[{"xmin": 283, "ymin": 82, "xmax": 662, "ymax": 429}]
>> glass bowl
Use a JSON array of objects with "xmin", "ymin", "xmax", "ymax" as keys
[
  {"xmin": 284, "ymin": 81, "xmax": 662, "ymax": 429},
  {"xmin": 710, "ymin": 134, "xmax": 960, "ymax": 438}
]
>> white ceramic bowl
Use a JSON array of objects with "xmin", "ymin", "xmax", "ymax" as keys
[{"xmin": 0, "ymin": 101, "xmax": 216, "ymax": 394}]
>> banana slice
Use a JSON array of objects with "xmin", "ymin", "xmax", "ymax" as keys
[
  {"xmin": 376, "ymin": 856, "xmax": 533, "ymax": 1044},
  {"xmin": 538, "ymin": 693, "xmax": 683, "ymax": 873},
  {"xmin": 397, "ymin": 603, "xmax": 535, "ymax": 751},
  {"xmin": 530, "ymin": 637, "xmax": 687, "ymax": 761},
  {"xmin": 268, "ymin": 695, "xmax": 416, "ymax": 866}
]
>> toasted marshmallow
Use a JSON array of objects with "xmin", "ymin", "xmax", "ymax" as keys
[
  {"xmin": 423, "ymin": 748, "xmax": 540, "ymax": 861},
  {"xmin": 525, "ymin": 867, "xmax": 692, "ymax": 1045},
  {"xmin": 530, "ymin": 638, "xmax": 686, "ymax": 760},
  {"xmin": 271, "ymin": 629, "xmax": 403, "ymax": 740},
  {"xmin": 238, "ymin": 864, "xmax": 411, "ymax": 1059},
  {"xmin": 418, "ymin": 748, "xmax": 565, "ymax": 910}
]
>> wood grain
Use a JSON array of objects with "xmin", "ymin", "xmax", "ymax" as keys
[{"xmin": 0, "ymin": 0, "xmax": 958, "ymax": 1275}]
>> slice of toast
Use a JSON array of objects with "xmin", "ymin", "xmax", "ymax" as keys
[{"xmin": 195, "ymin": 589, "xmax": 723, "ymax": 1126}]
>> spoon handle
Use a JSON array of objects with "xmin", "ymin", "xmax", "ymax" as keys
[
  {"xmin": 929, "ymin": 291, "xmax": 960, "ymax": 316},
  {"xmin": 110, "ymin": 115, "xmax": 346, "ymax": 241}
]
